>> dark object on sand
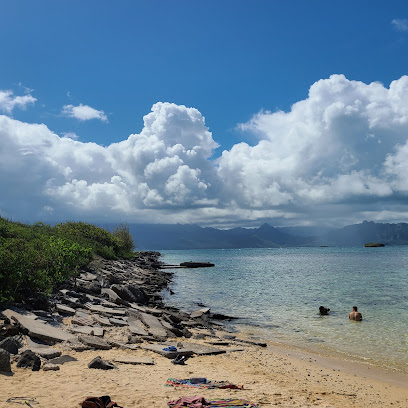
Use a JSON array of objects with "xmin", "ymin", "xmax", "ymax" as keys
[
  {"xmin": 0, "ymin": 349, "xmax": 12, "ymax": 372},
  {"xmin": 172, "ymin": 354, "xmax": 189, "ymax": 365},
  {"xmin": 180, "ymin": 262, "xmax": 215, "ymax": 268},
  {"xmin": 88, "ymin": 356, "xmax": 117, "ymax": 370},
  {"xmin": 17, "ymin": 350, "xmax": 41, "ymax": 371},
  {"xmin": 319, "ymin": 306, "xmax": 330, "ymax": 315},
  {"xmin": 82, "ymin": 395, "xmax": 123, "ymax": 408},
  {"xmin": 364, "ymin": 242, "xmax": 385, "ymax": 247}
]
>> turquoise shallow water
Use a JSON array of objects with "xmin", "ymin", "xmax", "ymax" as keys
[{"xmin": 160, "ymin": 247, "xmax": 408, "ymax": 373}]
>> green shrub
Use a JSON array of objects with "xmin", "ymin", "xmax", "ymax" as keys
[
  {"xmin": 112, "ymin": 223, "xmax": 135, "ymax": 255},
  {"xmin": 0, "ymin": 217, "xmax": 132, "ymax": 303}
]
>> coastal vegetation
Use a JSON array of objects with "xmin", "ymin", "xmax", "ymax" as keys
[{"xmin": 0, "ymin": 217, "xmax": 135, "ymax": 303}]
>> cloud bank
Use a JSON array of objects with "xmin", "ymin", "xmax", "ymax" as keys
[{"xmin": 2, "ymin": 75, "xmax": 408, "ymax": 227}]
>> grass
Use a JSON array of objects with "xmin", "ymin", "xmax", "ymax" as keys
[{"xmin": 0, "ymin": 217, "xmax": 135, "ymax": 303}]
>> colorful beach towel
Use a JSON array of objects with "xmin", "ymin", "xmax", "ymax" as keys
[
  {"xmin": 168, "ymin": 396, "xmax": 259, "ymax": 408},
  {"xmin": 166, "ymin": 378, "xmax": 243, "ymax": 390}
]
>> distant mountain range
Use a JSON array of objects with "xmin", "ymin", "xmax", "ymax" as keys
[{"xmin": 114, "ymin": 220, "xmax": 408, "ymax": 250}]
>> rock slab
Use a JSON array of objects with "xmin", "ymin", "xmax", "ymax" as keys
[
  {"xmin": 2, "ymin": 309, "xmax": 76, "ymax": 344},
  {"xmin": 0, "ymin": 349, "xmax": 11, "ymax": 372}
]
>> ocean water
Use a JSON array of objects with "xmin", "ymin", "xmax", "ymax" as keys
[{"xmin": 160, "ymin": 247, "xmax": 408, "ymax": 373}]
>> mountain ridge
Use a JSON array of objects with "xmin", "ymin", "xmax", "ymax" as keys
[{"xmin": 105, "ymin": 220, "xmax": 408, "ymax": 250}]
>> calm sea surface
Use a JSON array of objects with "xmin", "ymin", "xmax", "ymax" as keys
[{"xmin": 160, "ymin": 247, "xmax": 408, "ymax": 373}]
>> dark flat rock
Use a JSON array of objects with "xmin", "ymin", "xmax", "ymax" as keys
[
  {"xmin": 127, "ymin": 317, "xmax": 148, "ymax": 336},
  {"xmin": 79, "ymin": 335, "xmax": 112, "ymax": 350},
  {"xmin": 92, "ymin": 315, "xmax": 112, "ymax": 326},
  {"xmin": 138, "ymin": 312, "xmax": 167, "ymax": 338},
  {"xmin": 56, "ymin": 304, "xmax": 76, "ymax": 315},
  {"xmin": 129, "ymin": 305, "xmax": 162, "ymax": 316},
  {"xmin": 48, "ymin": 354, "xmax": 78, "ymax": 365},
  {"xmin": 205, "ymin": 341, "xmax": 232, "ymax": 346},
  {"xmin": 25, "ymin": 336, "xmax": 62, "ymax": 359},
  {"xmin": 109, "ymin": 318, "xmax": 129, "ymax": 327},
  {"xmin": 88, "ymin": 305, "xmax": 127, "ymax": 316},
  {"xmin": 183, "ymin": 342, "xmax": 226, "ymax": 356}
]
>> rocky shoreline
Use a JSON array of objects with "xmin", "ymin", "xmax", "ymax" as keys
[{"xmin": 0, "ymin": 251, "xmax": 264, "ymax": 373}]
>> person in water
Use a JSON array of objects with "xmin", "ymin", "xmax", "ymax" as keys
[
  {"xmin": 349, "ymin": 306, "xmax": 362, "ymax": 321},
  {"xmin": 319, "ymin": 306, "xmax": 330, "ymax": 315}
]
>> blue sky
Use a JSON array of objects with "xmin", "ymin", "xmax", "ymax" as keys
[{"xmin": 1, "ymin": 1, "xmax": 408, "ymax": 228}]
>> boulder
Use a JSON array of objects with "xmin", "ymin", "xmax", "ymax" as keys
[
  {"xmin": 101, "ymin": 288, "xmax": 129, "ymax": 306},
  {"xmin": 0, "ymin": 349, "xmax": 11, "ymax": 372},
  {"xmin": 17, "ymin": 350, "xmax": 41, "ymax": 371},
  {"xmin": 0, "ymin": 324, "xmax": 20, "ymax": 337},
  {"xmin": 88, "ymin": 356, "xmax": 117, "ymax": 370},
  {"xmin": 0, "ymin": 336, "xmax": 22, "ymax": 354},
  {"xmin": 111, "ymin": 284, "xmax": 147, "ymax": 304},
  {"xmin": 75, "ymin": 279, "xmax": 101, "ymax": 295},
  {"xmin": 128, "ymin": 285, "xmax": 148, "ymax": 305}
]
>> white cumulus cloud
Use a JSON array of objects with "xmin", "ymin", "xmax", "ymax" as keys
[
  {"xmin": 0, "ymin": 90, "xmax": 36, "ymax": 114},
  {"xmin": 62, "ymin": 103, "xmax": 108, "ymax": 122},
  {"xmin": 2, "ymin": 77, "xmax": 408, "ymax": 227},
  {"xmin": 218, "ymin": 74, "xmax": 408, "ymax": 223},
  {"xmin": 0, "ymin": 102, "xmax": 220, "ymax": 222}
]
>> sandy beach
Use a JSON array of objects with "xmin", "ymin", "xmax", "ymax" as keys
[
  {"xmin": 1, "ymin": 254, "xmax": 407, "ymax": 408},
  {"xmin": 1, "ymin": 326, "xmax": 407, "ymax": 408}
]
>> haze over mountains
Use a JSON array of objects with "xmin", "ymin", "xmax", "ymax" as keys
[{"xmin": 119, "ymin": 221, "xmax": 408, "ymax": 250}]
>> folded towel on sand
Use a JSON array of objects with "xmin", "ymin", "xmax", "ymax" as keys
[
  {"xmin": 168, "ymin": 396, "xmax": 259, "ymax": 407},
  {"xmin": 165, "ymin": 378, "xmax": 243, "ymax": 389}
]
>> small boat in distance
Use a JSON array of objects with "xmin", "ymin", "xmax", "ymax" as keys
[{"xmin": 180, "ymin": 261, "xmax": 215, "ymax": 268}]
